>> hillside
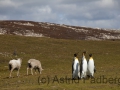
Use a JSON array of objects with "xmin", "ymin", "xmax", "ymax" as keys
[
  {"xmin": 0, "ymin": 20, "xmax": 120, "ymax": 90},
  {"xmin": 0, "ymin": 35, "xmax": 120, "ymax": 90},
  {"xmin": 0, "ymin": 20, "xmax": 120, "ymax": 40}
]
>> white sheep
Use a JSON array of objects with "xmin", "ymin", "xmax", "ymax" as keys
[
  {"xmin": 9, "ymin": 58, "xmax": 22, "ymax": 78},
  {"xmin": 27, "ymin": 59, "xmax": 43, "ymax": 75}
]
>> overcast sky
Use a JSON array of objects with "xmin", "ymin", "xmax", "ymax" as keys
[{"xmin": 0, "ymin": 0, "xmax": 120, "ymax": 29}]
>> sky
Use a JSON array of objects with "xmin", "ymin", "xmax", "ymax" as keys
[{"xmin": 0, "ymin": 0, "xmax": 120, "ymax": 29}]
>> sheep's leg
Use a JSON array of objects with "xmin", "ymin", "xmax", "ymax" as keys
[
  {"xmin": 38, "ymin": 68, "xmax": 41, "ymax": 74},
  {"xmin": 31, "ymin": 68, "xmax": 33, "ymax": 75},
  {"xmin": 9, "ymin": 69, "xmax": 13, "ymax": 78},
  {"xmin": 27, "ymin": 67, "xmax": 29, "ymax": 75},
  {"xmin": 9, "ymin": 71, "xmax": 12, "ymax": 78},
  {"xmin": 17, "ymin": 69, "xmax": 19, "ymax": 77},
  {"xmin": 35, "ymin": 69, "xmax": 37, "ymax": 75}
]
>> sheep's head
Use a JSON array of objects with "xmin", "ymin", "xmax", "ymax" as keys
[{"xmin": 18, "ymin": 58, "xmax": 22, "ymax": 63}]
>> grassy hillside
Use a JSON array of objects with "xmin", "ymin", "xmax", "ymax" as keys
[{"xmin": 0, "ymin": 35, "xmax": 120, "ymax": 90}]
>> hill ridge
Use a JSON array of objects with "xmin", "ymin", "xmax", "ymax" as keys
[{"xmin": 0, "ymin": 20, "xmax": 120, "ymax": 40}]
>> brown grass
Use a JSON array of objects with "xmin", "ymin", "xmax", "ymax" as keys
[{"xmin": 0, "ymin": 35, "xmax": 120, "ymax": 90}]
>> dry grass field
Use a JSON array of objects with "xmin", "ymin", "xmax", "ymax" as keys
[{"xmin": 0, "ymin": 35, "xmax": 120, "ymax": 90}]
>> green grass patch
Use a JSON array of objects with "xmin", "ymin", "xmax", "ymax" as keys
[{"xmin": 0, "ymin": 35, "xmax": 120, "ymax": 90}]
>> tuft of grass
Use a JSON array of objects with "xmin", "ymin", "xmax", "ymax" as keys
[{"xmin": 0, "ymin": 35, "xmax": 120, "ymax": 90}]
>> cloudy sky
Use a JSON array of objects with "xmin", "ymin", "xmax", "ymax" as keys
[{"xmin": 0, "ymin": 0, "xmax": 120, "ymax": 29}]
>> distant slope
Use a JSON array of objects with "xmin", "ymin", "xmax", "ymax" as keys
[{"xmin": 0, "ymin": 20, "xmax": 120, "ymax": 40}]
